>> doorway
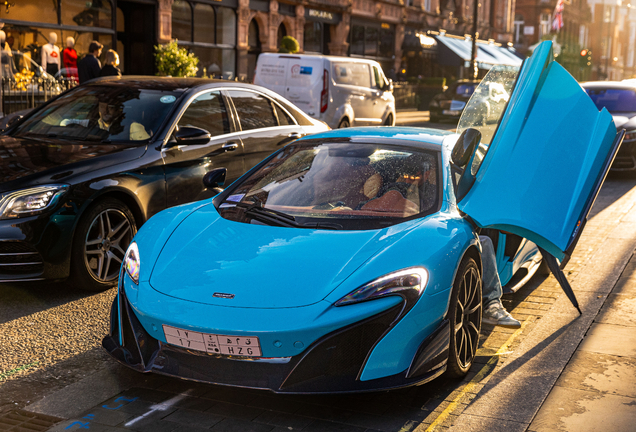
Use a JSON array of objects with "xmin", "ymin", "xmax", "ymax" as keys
[{"xmin": 117, "ymin": 0, "xmax": 156, "ymax": 75}]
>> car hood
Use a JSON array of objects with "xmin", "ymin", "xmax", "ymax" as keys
[
  {"xmin": 612, "ymin": 113, "xmax": 636, "ymax": 130},
  {"xmin": 0, "ymin": 135, "xmax": 147, "ymax": 191},
  {"xmin": 149, "ymin": 203, "xmax": 422, "ymax": 308}
]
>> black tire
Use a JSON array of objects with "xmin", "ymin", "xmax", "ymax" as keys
[
  {"xmin": 446, "ymin": 256, "xmax": 482, "ymax": 378},
  {"xmin": 338, "ymin": 118, "xmax": 350, "ymax": 128},
  {"xmin": 384, "ymin": 113, "xmax": 394, "ymax": 126},
  {"xmin": 71, "ymin": 198, "xmax": 137, "ymax": 291}
]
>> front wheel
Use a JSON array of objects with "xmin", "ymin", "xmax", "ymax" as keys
[
  {"xmin": 446, "ymin": 256, "xmax": 482, "ymax": 377},
  {"xmin": 71, "ymin": 198, "xmax": 137, "ymax": 291}
]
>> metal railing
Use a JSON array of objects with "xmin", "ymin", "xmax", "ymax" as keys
[{"xmin": 1, "ymin": 77, "xmax": 78, "ymax": 116}]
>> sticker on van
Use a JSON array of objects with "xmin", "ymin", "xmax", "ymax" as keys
[{"xmin": 300, "ymin": 66, "xmax": 313, "ymax": 75}]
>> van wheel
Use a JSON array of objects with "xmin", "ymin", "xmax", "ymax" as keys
[
  {"xmin": 384, "ymin": 114, "xmax": 394, "ymax": 126},
  {"xmin": 338, "ymin": 118, "xmax": 350, "ymax": 128}
]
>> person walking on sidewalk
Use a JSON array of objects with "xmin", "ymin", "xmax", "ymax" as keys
[
  {"xmin": 100, "ymin": 50, "xmax": 121, "ymax": 78},
  {"xmin": 480, "ymin": 235, "xmax": 522, "ymax": 328},
  {"xmin": 78, "ymin": 41, "xmax": 103, "ymax": 84}
]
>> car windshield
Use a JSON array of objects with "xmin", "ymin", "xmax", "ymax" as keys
[
  {"xmin": 585, "ymin": 88, "xmax": 636, "ymax": 113},
  {"xmin": 456, "ymin": 83, "xmax": 477, "ymax": 97},
  {"xmin": 217, "ymin": 141, "xmax": 440, "ymax": 230},
  {"xmin": 14, "ymin": 85, "xmax": 183, "ymax": 142}
]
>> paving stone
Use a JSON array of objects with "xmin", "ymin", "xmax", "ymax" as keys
[
  {"xmin": 555, "ymin": 350, "xmax": 636, "ymax": 398},
  {"xmin": 247, "ymin": 395, "xmax": 306, "ymax": 414},
  {"xmin": 302, "ymin": 419, "xmax": 367, "ymax": 432},
  {"xmin": 201, "ymin": 387, "xmax": 261, "ymax": 405},
  {"xmin": 342, "ymin": 411, "xmax": 418, "ymax": 432},
  {"xmin": 446, "ymin": 414, "xmax": 527, "ymax": 432},
  {"xmin": 48, "ymin": 419, "xmax": 128, "ymax": 432},
  {"xmin": 205, "ymin": 401, "xmax": 264, "ymax": 420},
  {"xmin": 595, "ymin": 293, "xmax": 636, "ymax": 327},
  {"xmin": 209, "ymin": 418, "xmax": 275, "ymax": 432},
  {"xmin": 122, "ymin": 419, "xmax": 177, "ymax": 432},
  {"xmin": 578, "ymin": 322, "xmax": 636, "ymax": 358},
  {"xmin": 76, "ymin": 407, "xmax": 135, "ymax": 426},
  {"xmin": 528, "ymin": 386, "xmax": 636, "ymax": 432},
  {"xmin": 253, "ymin": 410, "xmax": 313, "ymax": 429},
  {"xmin": 162, "ymin": 408, "xmax": 224, "ymax": 428},
  {"xmin": 118, "ymin": 406, "xmax": 178, "ymax": 430}
]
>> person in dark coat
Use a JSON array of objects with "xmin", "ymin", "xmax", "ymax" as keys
[
  {"xmin": 99, "ymin": 50, "xmax": 122, "ymax": 77},
  {"xmin": 77, "ymin": 41, "xmax": 103, "ymax": 84}
]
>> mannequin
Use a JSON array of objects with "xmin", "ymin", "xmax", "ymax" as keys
[
  {"xmin": 41, "ymin": 32, "xmax": 60, "ymax": 76},
  {"xmin": 0, "ymin": 30, "xmax": 11, "ymax": 79},
  {"xmin": 62, "ymin": 36, "xmax": 78, "ymax": 80}
]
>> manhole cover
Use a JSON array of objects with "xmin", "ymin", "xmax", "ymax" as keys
[{"xmin": 0, "ymin": 410, "xmax": 62, "ymax": 431}]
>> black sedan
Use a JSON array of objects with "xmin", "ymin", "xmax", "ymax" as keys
[
  {"xmin": 0, "ymin": 77, "xmax": 328, "ymax": 290},
  {"xmin": 582, "ymin": 81, "xmax": 636, "ymax": 172},
  {"xmin": 428, "ymin": 80, "xmax": 480, "ymax": 123}
]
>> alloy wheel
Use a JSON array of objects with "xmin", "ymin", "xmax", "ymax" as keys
[
  {"xmin": 453, "ymin": 264, "xmax": 482, "ymax": 369},
  {"xmin": 84, "ymin": 209, "xmax": 133, "ymax": 282}
]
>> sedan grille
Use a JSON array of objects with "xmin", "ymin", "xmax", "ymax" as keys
[{"xmin": 0, "ymin": 242, "xmax": 44, "ymax": 280}]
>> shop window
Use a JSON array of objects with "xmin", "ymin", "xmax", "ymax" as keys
[
  {"xmin": 364, "ymin": 27, "xmax": 378, "ymax": 57},
  {"xmin": 194, "ymin": 3, "xmax": 215, "ymax": 44},
  {"xmin": 539, "ymin": 13, "xmax": 551, "ymax": 38},
  {"xmin": 172, "ymin": 0, "xmax": 192, "ymax": 42},
  {"xmin": 248, "ymin": 20, "xmax": 261, "ymax": 51},
  {"xmin": 216, "ymin": 7, "xmax": 236, "ymax": 46},
  {"xmin": 190, "ymin": 46, "xmax": 235, "ymax": 79},
  {"xmin": 62, "ymin": 0, "xmax": 112, "ymax": 28},
  {"xmin": 350, "ymin": 25, "xmax": 364, "ymax": 56},
  {"xmin": 4, "ymin": 0, "xmax": 57, "ymax": 24},
  {"xmin": 179, "ymin": 91, "xmax": 230, "ymax": 137},
  {"xmin": 277, "ymin": 23, "xmax": 287, "ymax": 48},
  {"xmin": 379, "ymin": 28, "xmax": 394, "ymax": 58},
  {"xmin": 304, "ymin": 22, "xmax": 322, "ymax": 53},
  {"xmin": 229, "ymin": 90, "xmax": 278, "ymax": 131}
]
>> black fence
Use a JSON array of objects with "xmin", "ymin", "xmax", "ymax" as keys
[{"xmin": 1, "ymin": 77, "xmax": 78, "ymax": 116}]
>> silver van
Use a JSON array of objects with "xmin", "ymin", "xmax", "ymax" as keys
[{"xmin": 254, "ymin": 53, "xmax": 395, "ymax": 129}]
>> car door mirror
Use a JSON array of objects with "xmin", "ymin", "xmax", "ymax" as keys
[
  {"xmin": 451, "ymin": 128, "xmax": 482, "ymax": 203},
  {"xmin": 203, "ymin": 168, "xmax": 227, "ymax": 189},
  {"xmin": 384, "ymin": 79, "xmax": 394, "ymax": 92},
  {"xmin": 451, "ymin": 128, "xmax": 481, "ymax": 168},
  {"xmin": 174, "ymin": 126, "xmax": 211, "ymax": 146}
]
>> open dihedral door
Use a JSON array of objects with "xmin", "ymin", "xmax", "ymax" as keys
[{"xmin": 455, "ymin": 41, "xmax": 624, "ymax": 313}]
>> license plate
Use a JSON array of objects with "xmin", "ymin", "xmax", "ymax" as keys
[
  {"xmin": 442, "ymin": 110, "xmax": 461, "ymax": 116},
  {"xmin": 163, "ymin": 325, "xmax": 262, "ymax": 357}
]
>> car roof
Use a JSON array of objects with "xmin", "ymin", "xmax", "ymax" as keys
[
  {"xmin": 258, "ymin": 52, "xmax": 381, "ymax": 65},
  {"xmin": 83, "ymin": 76, "xmax": 278, "ymax": 92},
  {"xmin": 581, "ymin": 81, "xmax": 636, "ymax": 90},
  {"xmin": 298, "ymin": 127, "xmax": 452, "ymax": 147}
]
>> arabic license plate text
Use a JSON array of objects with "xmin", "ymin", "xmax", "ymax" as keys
[{"xmin": 163, "ymin": 325, "xmax": 262, "ymax": 357}]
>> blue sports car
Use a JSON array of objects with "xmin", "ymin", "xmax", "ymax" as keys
[{"xmin": 103, "ymin": 42, "xmax": 623, "ymax": 393}]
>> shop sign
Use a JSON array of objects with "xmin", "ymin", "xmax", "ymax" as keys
[{"xmin": 305, "ymin": 8, "xmax": 341, "ymax": 24}]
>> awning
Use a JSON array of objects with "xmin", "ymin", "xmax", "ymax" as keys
[{"xmin": 435, "ymin": 34, "xmax": 523, "ymax": 70}]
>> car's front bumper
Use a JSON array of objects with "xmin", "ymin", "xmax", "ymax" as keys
[
  {"xmin": 0, "ymin": 212, "xmax": 75, "ymax": 283},
  {"xmin": 103, "ymin": 280, "xmax": 451, "ymax": 394},
  {"xmin": 611, "ymin": 131, "xmax": 636, "ymax": 171}
]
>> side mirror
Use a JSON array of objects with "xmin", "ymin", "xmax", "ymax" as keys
[
  {"xmin": 203, "ymin": 168, "xmax": 227, "ymax": 189},
  {"xmin": 451, "ymin": 128, "xmax": 482, "ymax": 168},
  {"xmin": 174, "ymin": 126, "xmax": 211, "ymax": 146},
  {"xmin": 384, "ymin": 78, "xmax": 394, "ymax": 93}
]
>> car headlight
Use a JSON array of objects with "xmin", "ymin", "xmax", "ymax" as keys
[
  {"xmin": 335, "ymin": 267, "xmax": 428, "ymax": 307},
  {"xmin": 0, "ymin": 184, "xmax": 69, "ymax": 220},
  {"xmin": 124, "ymin": 242, "xmax": 140, "ymax": 284},
  {"xmin": 624, "ymin": 130, "xmax": 636, "ymax": 142}
]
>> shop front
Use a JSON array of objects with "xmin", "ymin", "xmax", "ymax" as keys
[
  {"xmin": 303, "ymin": 7, "xmax": 340, "ymax": 55},
  {"xmin": 172, "ymin": 0, "xmax": 237, "ymax": 79}
]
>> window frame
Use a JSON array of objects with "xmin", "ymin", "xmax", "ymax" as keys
[{"xmin": 226, "ymin": 88, "xmax": 299, "ymax": 132}]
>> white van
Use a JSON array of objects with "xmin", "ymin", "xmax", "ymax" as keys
[{"xmin": 254, "ymin": 53, "xmax": 396, "ymax": 129}]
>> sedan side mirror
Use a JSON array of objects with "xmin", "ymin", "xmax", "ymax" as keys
[
  {"xmin": 203, "ymin": 168, "xmax": 227, "ymax": 189},
  {"xmin": 174, "ymin": 126, "xmax": 211, "ymax": 146}
]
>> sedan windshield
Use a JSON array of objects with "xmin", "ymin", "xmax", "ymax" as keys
[
  {"xmin": 217, "ymin": 141, "xmax": 440, "ymax": 230},
  {"xmin": 14, "ymin": 85, "xmax": 183, "ymax": 142},
  {"xmin": 585, "ymin": 88, "xmax": 636, "ymax": 114}
]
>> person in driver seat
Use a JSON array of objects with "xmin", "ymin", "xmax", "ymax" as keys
[{"xmin": 97, "ymin": 97, "xmax": 150, "ymax": 141}]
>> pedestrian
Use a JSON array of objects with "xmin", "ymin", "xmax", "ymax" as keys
[
  {"xmin": 99, "ymin": 50, "xmax": 121, "ymax": 77},
  {"xmin": 480, "ymin": 235, "xmax": 521, "ymax": 328},
  {"xmin": 77, "ymin": 41, "xmax": 103, "ymax": 84}
]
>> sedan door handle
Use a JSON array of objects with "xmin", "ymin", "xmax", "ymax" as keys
[
  {"xmin": 288, "ymin": 132, "xmax": 303, "ymax": 139},
  {"xmin": 222, "ymin": 142, "xmax": 239, "ymax": 152}
]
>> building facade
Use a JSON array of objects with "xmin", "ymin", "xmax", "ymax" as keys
[{"xmin": 1, "ymin": 0, "xmax": 518, "ymax": 82}]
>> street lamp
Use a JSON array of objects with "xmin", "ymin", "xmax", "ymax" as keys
[{"xmin": 470, "ymin": 0, "xmax": 479, "ymax": 79}]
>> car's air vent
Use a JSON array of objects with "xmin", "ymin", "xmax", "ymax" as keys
[{"xmin": 0, "ymin": 241, "xmax": 44, "ymax": 280}]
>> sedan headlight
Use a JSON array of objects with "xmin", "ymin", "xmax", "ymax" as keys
[
  {"xmin": 0, "ymin": 184, "xmax": 69, "ymax": 220},
  {"xmin": 335, "ymin": 268, "xmax": 428, "ymax": 308},
  {"xmin": 124, "ymin": 242, "xmax": 140, "ymax": 284}
]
